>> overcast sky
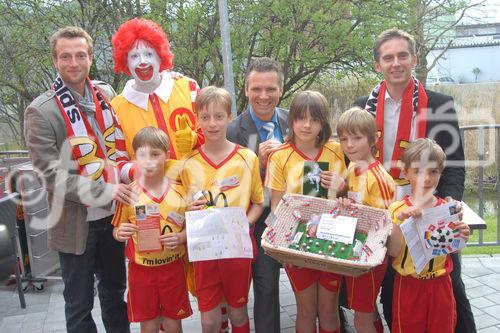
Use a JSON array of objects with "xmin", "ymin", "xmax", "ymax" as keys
[{"xmin": 461, "ymin": 0, "xmax": 500, "ymax": 24}]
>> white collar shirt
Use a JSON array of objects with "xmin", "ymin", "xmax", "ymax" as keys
[
  {"xmin": 122, "ymin": 70, "xmax": 175, "ymax": 110},
  {"xmin": 382, "ymin": 90, "xmax": 417, "ymax": 170}
]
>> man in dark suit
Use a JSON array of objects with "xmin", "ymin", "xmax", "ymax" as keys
[
  {"xmin": 355, "ymin": 28, "xmax": 475, "ymax": 333},
  {"xmin": 227, "ymin": 57, "xmax": 287, "ymax": 333}
]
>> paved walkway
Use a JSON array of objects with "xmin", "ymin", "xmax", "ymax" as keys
[{"xmin": 0, "ymin": 255, "xmax": 499, "ymax": 332}]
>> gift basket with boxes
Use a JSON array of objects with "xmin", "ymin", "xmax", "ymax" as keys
[{"xmin": 262, "ymin": 193, "xmax": 392, "ymax": 277}]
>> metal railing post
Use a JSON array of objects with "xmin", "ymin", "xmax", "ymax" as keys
[
  {"xmin": 478, "ymin": 126, "xmax": 484, "ymax": 245},
  {"xmin": 497, "ymin": 128, "xmax": 500, "ymax": 245},
  {"xmin": 459, "ymin": 124, "xmax": 500, "ymax": 246}
]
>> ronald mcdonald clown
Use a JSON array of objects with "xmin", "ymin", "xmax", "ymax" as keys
[{"xmin": 111, "ymin": 18, "xmax": 202, "ymax": 183}]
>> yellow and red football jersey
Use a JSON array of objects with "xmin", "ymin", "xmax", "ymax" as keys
[
  {"xmin": 112, "ymin": 180, "xmax": 187, "ymax": 267},
  {"xmin": 179, "ymin": 144, "xmax": 264, "ymax": 210},
  {"xmin": 389, "ymin": 197, "xmax": 452, "ymax": 279},
  {"xmin": 346, "ymin": 160, "xmax": 395, "ymax": 209},
  {"xmin": 266, "ymin": 140, "xmax": 347, "ymax": 194}
]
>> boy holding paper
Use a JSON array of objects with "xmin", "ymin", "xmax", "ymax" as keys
[
  {"xmin": 179, "ymin": 86, "xmax": 264, "ymax": 333},
  {"xmin": 112, "ymin": 126, "xmax": 192, "ymax": 333},
  {"xmin": 387, "ymin": 138, "xmax": 470, "ymax": 333},
  {"xmin": 336, "ymin": 107, "xmax": 395, "ymax": 333}
]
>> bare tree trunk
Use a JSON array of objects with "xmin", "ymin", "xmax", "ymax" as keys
[{"xmin": 414, "ymin": 0, "xmax": 429, "ymax": 85}]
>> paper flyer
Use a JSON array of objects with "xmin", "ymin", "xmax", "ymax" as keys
[
  {"xmin": 400, "ymin": 202, "xmax": 466, "ymax": 274},
  {"xmin": 186, "ymin": 206, "xmax": 253, "ymax": 262},
  {"xmin": 135, "ymin": 204, "xmax": 162, "ymax": 252}
]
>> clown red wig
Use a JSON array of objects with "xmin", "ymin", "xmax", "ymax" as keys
[{"xmin": 112, "ymin": 18, "xmax": 174, "ymax": 75}]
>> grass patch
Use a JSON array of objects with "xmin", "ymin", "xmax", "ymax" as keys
[
  {"xmin": 0, "ymin": 141, "xmax": 23, "ymax": 150},
  {"xmin": 463, "ymin": 246, "xmax": 500, "ymax": 255},
  {"xmin": 463, "ymin": 214, "xmax": 500, "ymax": 254}
]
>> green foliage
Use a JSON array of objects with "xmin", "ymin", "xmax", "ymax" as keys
[
  {"xmin": 159, "ymin": 0, "xmax": 223, "ymax": 86},
  {"xmin": 148, "ymin": 0, "xmax": 407, "ymax": 112},
  {"xmin": 464, "ymin": 162, "xmax": 498, "ymax": 190},
  {"xmin": 2, "ymin": 0, "xmax": 477, "ymax": 144},
  {"xmin": 229, "ymin": 0, "xmax": 406, "ymax": 112},
  {"xmin": 0, "ymin": 0, "xmax": 132, "ymax": 145},
  {"xmin": 403, "ymin": 0, "xmax": 485, "ymax": 84},
  {"xmin": 310, "ymin": 74, "xmax": 380, "ymax": 120}
]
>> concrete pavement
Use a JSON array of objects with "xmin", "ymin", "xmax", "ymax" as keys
[{"xmin": 1, "ymin": 255, "xmax": 499, "ymax": 332}]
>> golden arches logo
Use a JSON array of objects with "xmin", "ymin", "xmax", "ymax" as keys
[
  {"xmin": 169, "ymin": 107, "xmax": 195, "ymax": 131},
  {"xmin": 103, "ymin": 127, "xmax": 116, "ymax": 159},
  {"xmin": 69, "ymin": 137, "xmax": 105, "ymax": 181},
  {"xmin": 175, "ymin": 114, "xmax": 193, "ymax": 131}
]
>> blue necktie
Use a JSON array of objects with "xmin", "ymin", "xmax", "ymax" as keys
[{"xmin": 262, "ymin": 122, "xmax": 275, "ymax": 140}]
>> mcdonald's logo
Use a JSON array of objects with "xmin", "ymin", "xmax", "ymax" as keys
[
  {"xmin": 169, "ymin": 107, "xmax": 195, "ymax": 131},
  {"xmin": 69, "ymin": 136, "xmax": 105, "ymax": 181},
  {"xmin": 399, "ymin": 139, "xmax": 410, "ymax": 149},
  {"xmin": 103, "ymin": 126, "xmax": 116, "ymax": 159}
]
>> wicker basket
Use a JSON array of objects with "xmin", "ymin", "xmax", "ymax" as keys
[{"xmin": 262, "ymin": 193, "xmax": 391, "ymax": 277}]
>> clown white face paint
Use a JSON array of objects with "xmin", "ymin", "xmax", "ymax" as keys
[{"xmin": 127, "ymin": 40, "xmax": 161, "ymax": 83}]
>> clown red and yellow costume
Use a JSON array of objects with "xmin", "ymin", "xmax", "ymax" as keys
[
  {"xmin": 111, "ymin": 72, "xmax": 200, "ymax": 162},
  {"xmin": 111, "ymin": 18, "xmax": 202, "ymax": 183}
]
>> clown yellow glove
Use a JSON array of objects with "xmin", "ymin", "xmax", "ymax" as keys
[{"xmin": 174, "ymin": 116, "xmax": 198, "ymax": 157}]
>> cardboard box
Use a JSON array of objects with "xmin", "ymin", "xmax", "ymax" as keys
[{"xmin": 262, "ymin": 193, "xmax": 391, "ymax": 277}]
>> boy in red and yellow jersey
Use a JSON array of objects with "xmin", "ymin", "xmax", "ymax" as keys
[
  {"xmin": 112, "ymin": 127, "xmax": 192, "ymax": 333},
  {"xmin": 387, "ymin": 138, "xmax": 470, "ymax": 333},
  {"xmin": 337, "ymin": 107, "xmax": 395, "ymax": 333},
  {"xmin": 180, "ymin": 86, "xmax": 264, "ymax": 333}
]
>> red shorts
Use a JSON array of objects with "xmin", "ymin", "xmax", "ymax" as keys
[
  {"xmin": 346, "ymin": 257, "xmax": 388, "ymax": 312},
  {"xmin": 392, "ymin": 273, "xmax": 456, "ymax": 333},
  {"xmin": 194, "ymin": 258, "xmax": 252, "ymax": 312},
  {"xmin": 285, "ymin": 266, "xmax": 342, "ymax": 292},
  {"xmin": 127, "ymin": 260, "xmax": 192, "ymax": 322}
]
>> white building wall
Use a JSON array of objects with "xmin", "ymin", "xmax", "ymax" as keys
[{"xmin": 427, "ymin": 44, "xmax": 500, "ymax": 83}]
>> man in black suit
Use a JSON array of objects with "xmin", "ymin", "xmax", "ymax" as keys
[
  {"xmin": 355, "ymin": 28, "xmax": 475, "ymax": 333},
  {"xmin": 227, "ymin": 57, "xmax": 287, "ymax": 333}
]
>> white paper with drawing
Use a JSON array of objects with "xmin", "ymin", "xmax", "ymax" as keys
[
  {"xmin": 186, "ymin": 207, "xmax": 253, "ymax": 262},
  {"xmin": 316, "ymin": 214, "xmax": 358, "ymax": 244},
  {"xmin": 400, "ymin": 202, "xmax": 466, "ymax": 274}
]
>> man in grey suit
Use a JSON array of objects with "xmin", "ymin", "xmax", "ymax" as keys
[
  {"xmin": 24, "ymin": 27, "xmax": 134, "ymax": 333},
  {"xmin": 227, "ymin": 57, "xmax": 287, "ymax": 333}
]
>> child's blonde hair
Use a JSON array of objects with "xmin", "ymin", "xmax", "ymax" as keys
[
  {"xmin": 286, "ymin": 90, "xmax": 332, "ymax": 147},
  {"xmin": 195, "ymin": 86, "xmax": 232, "ymax": 116},
  {"xmin": 402, "ymin": 138, "xmax": 446, "ymax": 172},
  {"xmin": 132, "ymin": 126, "xmax": 170, "ymax": 153},
  {"xmin": 337, "ymin": 107, "xmax": 378, "ymax": 146}
]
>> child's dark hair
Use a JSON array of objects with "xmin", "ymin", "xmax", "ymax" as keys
[
  {"xmin": 402, "ymin": 138, "xmax": 446, "ymax": 172},
  {"xmin": 132, "ymin": 126, "xmax": 170, "ymax": 153},
  {"xmin": 286, "ymin": 90, "xmax": 332, "ymax": 147}
]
